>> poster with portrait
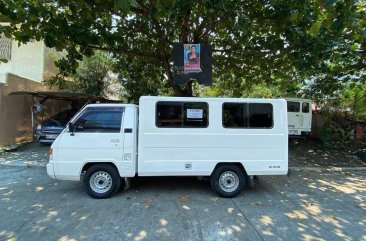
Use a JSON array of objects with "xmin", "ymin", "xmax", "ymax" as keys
[
  {"xmin": 173, "ymin": 43, "xmax": 212, "ymax": 85},
  {"xmin": 184, "ymin": 44, "xmax": 201, "ymax": 73}
]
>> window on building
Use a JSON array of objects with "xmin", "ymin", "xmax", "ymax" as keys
[
  {"xmin": 0, "ymin": 35, "xmax": 12, "ymax": 60},
  {"xmin": 156, "ymin": 101, "xmax": 208, "ymax": 128},
  {"xmin": 73, "ymin": 107, "xmax": 124, "ymax": 133},
  {"xmin": 287, "ymin": 101, "xmax": 300, "ymax": 112},
  {"xmin": 223, "ymin": 103, "xmax": 273, "ymax": 129},
  {"xmin": 302, "ymin": 102, "xmax": 310, "ymax": 113}
]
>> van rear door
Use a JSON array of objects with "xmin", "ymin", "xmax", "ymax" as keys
[{"xmin": 287, "ymin": 101, "xmax": 302, "ymax": 135}]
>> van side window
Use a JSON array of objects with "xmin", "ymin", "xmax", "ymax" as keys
[
  {"xmin": 223, "ymin": 103, "xmax": 248, "ymax": 128},
  {"xmin": 183, "ymin": 102, "xmax": 208, "ymax": 127},
  {"xmin": 156, "ymin": 101, "xmax": 208, "ymax": 128},
  {"xmin": 223, "ymin": 103, "xmax": 273, "ymax": 129},
  {"xmin": 248, "ymin": 103, "xmax": 273, "ymax": 128},
  {"xmin": 287, "ymin": 101, "xmax": 300, "ymax": 112},
  {"xmin": 302, "ymin": 102, "xmax": 310, "ymax": 113},
  {"xmin": 73, "ymin": 107, "xmax": 123, "ymax": 133}
]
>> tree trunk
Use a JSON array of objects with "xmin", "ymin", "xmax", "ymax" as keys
[{"xmin": 185, "ymin": 81, "xmax": 193, "ymax": 97}]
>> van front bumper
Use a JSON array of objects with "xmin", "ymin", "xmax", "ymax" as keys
[{"xmin": 47, "ymin": 163, "xmax": 56, "ymax": 179}]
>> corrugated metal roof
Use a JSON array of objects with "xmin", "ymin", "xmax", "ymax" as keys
[
  {"xmin": 0, "ymin": 34, "xmax": 12, "ymax": 60},
  {"xmin": 8, "ymin": 90, "xmax": 120, "ymax": 103}
]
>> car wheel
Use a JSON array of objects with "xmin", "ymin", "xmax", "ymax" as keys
[
  {"xmin": 84, "ymin": 164, "xmax": 121, "ymax": 199},
  {"xmin": 210, "ymin": 164, "xmax": 245, "ymax": 198}
]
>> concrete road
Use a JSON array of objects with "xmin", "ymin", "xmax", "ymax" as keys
[{"xmin": 0, "ymin": 167, "xmax": 365, "ymax": 241}]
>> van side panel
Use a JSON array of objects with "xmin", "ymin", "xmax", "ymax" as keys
[{"xmin": 138, "ymin": 97, "xmax": 288, "ymax": 176}]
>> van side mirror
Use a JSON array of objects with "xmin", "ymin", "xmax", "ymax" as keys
[{"xmin": 68, "ymin": 123, "xmax": 75, "ymax": 136}]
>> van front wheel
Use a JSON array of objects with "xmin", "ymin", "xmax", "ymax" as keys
[
  {"xmin": 210, "ymin": 165, "xmax": 245, "ymax": 198},
  {"xmin": 84, "ymin": 164, "xmax": 121, "ymax": 199}
]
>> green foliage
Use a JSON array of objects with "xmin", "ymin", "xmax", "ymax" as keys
[
  {"xmin": 0, "ymin": 0, "xmax": 365, "ymax": 99},
  {"xmin": 0, "ymin": 57, "xmax": 8, "ymax": 63},
  {"xmin": 320, "ymin": 110, "xmax": 364, "ymax": 143},
  {"xmin": 320, "ymin": 80, "xmax": 366, "ymax": 119},
  {"xmin": 72, "ymin": 51, "xmax": 116, "ymax": 97},
  {"xmin": 116, "ymin": 56, "xmax": 170, "ymax": 103}
]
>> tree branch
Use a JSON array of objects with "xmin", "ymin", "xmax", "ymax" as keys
[{"xmin": 88, "ymin": 44, "xmax": 162, "ymax": 63}]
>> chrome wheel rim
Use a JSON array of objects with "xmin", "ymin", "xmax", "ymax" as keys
[
  {"xmin": 219, "ymin": 171, "xmax": 239, "ymax": 192},
  {"xmin": 90, "ymin": 171, "xmax": 112, "ymax": 194}
]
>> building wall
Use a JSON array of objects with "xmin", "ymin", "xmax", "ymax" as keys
[
  {"xmin": 11, "ymin": 40, "xmax": 45, "ymax": 82},
  {"xmin": 0, "ymin": 39, "xmax": 59, "ymax": 84},
  {"xmin": 0, "ymin": 73, "xmax": 70, "ymax": 146},
  {"xmin": 0, "ymin": 30, "xmax": 12, "ymax": 84},
  {"xmin": 0, "ymin": 63, "xmax": 11, "ymax": 84},
  {"xmin": 0, "ymin": 29, "xmax": 68, "ymax": 146},
  {"xmin": 43, "ymin": 47, "xmax": 60, "ymax": 81}
]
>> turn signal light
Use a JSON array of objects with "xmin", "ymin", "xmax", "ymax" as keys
[{"xmin": 49, "ymin": 148, "xmax": 53, "ymax": 160}]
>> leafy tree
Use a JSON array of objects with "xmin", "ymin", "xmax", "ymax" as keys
[
  {"xmin": 116, "ymin": 55, "xmax": 170, "ymax": 102},
  {"xmin": 70, "ymin": 51, "xmax": 116, "ymax": 98},
  {"xmin": 0, "ymin": 0, "xmax": 364, "ymax": 99}
]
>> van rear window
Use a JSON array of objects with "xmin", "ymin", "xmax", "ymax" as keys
[
  {"xmin": 302, "ymin": 102, "xmax": 310, "ymax": 113},
  {"xmin": 156, "ymin": 102, "xmax": 208, "ymax": 128},
  {"xmin": 287, "ymin": 101, "xmax": 300, "ymax": 112},
  {"xmin": 223, "ymin": 103, "xmax": 273, "ymax": 129}
]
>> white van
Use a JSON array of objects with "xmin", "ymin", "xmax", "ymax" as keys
[
  {"xmin": 286, "ymin": 98, "xmax": 312, "ymax": 136},
  {"xmin": 47, "ymin": 96, "xmax": 288, "ymax": 198}
]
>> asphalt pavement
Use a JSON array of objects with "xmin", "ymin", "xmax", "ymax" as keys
[{"xmin": 0, "ymin": 166, "xmax": 365, "ymax": 241}]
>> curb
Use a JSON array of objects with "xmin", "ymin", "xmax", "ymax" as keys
[{"xmin": 289, "ymin": 166, "xmax": 366, "ymax": 172}]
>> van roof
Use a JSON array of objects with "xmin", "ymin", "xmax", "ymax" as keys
[
  {"xmin": 85, "ymin": 103, "xmax": 138, "ymax": 107},
  {"xmin": 140, "ymin": 96, "xmax": 287, "ymax": 103},
  {"xmin": 284, "ymin": 98, "xmax": 312, "ymax": 102}
]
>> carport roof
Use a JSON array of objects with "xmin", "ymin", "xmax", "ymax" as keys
[{"xmin": 8, "ymin": 90, "xmax": 118, "ymax": 102}]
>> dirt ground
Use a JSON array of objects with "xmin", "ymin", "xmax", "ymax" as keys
[
  {"xmin": 289, "ymin": 138, "xmax": 366, "ymax": 167},
  {"xmin": 0, "ymin": 143, "xmax": 49, "ymax": 167},
  {"xmin": 0, "ymin": 138, "xmax": 365, "ymax": 168}
]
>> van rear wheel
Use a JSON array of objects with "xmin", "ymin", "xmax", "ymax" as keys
[
  {"xmin": 84, "ymin": 164, "xmax": 121, "ymax": 199},
  {"xmin": 210, "ymin": 165, "xmax": 245, "ymax": 198}
]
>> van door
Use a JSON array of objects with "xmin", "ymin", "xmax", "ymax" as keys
[
  {"xmin": 56, "ymin": 106, "xmax": 125, "ymax": 179},
  {"xmin": 120, "ymin": 106, "xmax": 137, "ymax": 177},
  {"xmin": 287, "ymin": 101, "xmax": 301, "ymax": 135}
]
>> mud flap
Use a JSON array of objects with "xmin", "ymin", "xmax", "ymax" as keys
[
  {"xmin": 247, "ymin": 175, "xmax": 255, "ymax": 188},
  {"xmin": 123, "ymin": 177, "xmax": 131, "ymax": 191}
]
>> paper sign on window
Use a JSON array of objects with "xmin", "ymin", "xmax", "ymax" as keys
[{"xmin": 187, "ymin": 109, "xmax": 203, "ymax": 119}]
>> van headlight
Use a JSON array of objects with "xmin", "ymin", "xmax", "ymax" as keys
[{"xmin": 37, "ymin": 124, "xmax": 42, "ymax": 130}]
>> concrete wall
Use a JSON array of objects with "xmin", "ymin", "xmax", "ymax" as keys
[
  {"xmin": 0, "ymin": 39, "xmax": 59, "ymax": 84},
  {"xmin": 43, "ymin": 48, "xmax": 60, "ymax": 81},
  {"xmin": 10, "ymin": 40, "xmax": 45, "ymax": 81},
  {"xmin": 0, "ymin": 74, "xmax": 70, "ymax": 146},
  {"xmin": 0, "ymin": 63, "xmax": 11, "ymax": 84}
]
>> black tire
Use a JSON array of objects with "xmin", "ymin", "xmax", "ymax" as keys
[
  {"xmin": 84, "ymin": 164, "xmax": 121, "ymax": 199},
  {"xmin": 210, "ymin": 164, "xmax": 245, "ymax": 198}
]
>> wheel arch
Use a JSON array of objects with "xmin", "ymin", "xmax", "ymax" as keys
[
  {"xmin": 81, "ymin": 162, "xmax": 119, "ymax": 176},
  {"xmin": 211, "ymin": 162, "xmax": 248, "ymax": 177}
]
